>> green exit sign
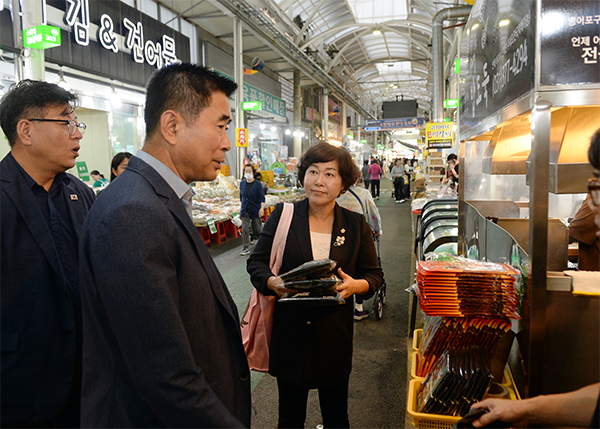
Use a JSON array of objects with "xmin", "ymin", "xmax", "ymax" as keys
[
  {"xmin": 23, "ymin": 25, "xmax": 61, "ymax": 50},
  {"xmin": 242, "ymin": 101, "xmax": 262, "ymax": 111},
  {"xmin": 444, "ymin": 99, "xmax": 460, "ymax": 109},
  {"xmin": 360, "ymin": 139, "xmax": 367, "ymax": 144},
  {"xmin": 444, "ymin": 117, "xmax": 451, "ymax": 122},
  {"xmin": 347, "ymin": 133, "xmax": 354, "ymax": 139},
  {"xmin": 454, "ymin": 58, "xmax": 460, "ymax": 74}
]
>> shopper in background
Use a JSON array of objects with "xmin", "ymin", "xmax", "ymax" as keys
[
  {"xmin": 404, "ymin": 158, "xmax": 413, "ymax": 199},
  {"xmin": 391, "ymin": 158, "xmax": 406, "ymax": 203},
  {"xmin": 79, "ymin": 63, "xmax": 250, "ymax": 428},
  {"xmin": 336, "ymin": 179, "xmax": 383, "ymax": 320},
  {"xmin": 90, "ymin": 170, "xmax": 108, "ymax": 188},
  {"xmin": 382, "ymin": 157, "xmax": 390, "ymax": 179},
  {"xmin": 368, "ymin": 158, "xmax": 383, "ymax": 199},
  {"xmin": 0, "ymin": 80, "xmax": 95, "ymax": 427},
  {"xmin": 470, "ymin": 129, "xmax": 600, "ymax": 429},
  {"xmin": 255, "ymin": 171, "xmax": 269, "ymax": 194},
  {"xmin": 240, "ymin": 163, "xmax": 265, "ymax": 256},
  {"xmin": 247, "ymin": 142, "xmax": 383, "ymax": 428},
  {"xmin": 110, "ymin": 151, "xmax": 132, "ymax": 181},
  {"xmin": 361, "ymin": 160, "xmax": 370, "ymax": 190}
]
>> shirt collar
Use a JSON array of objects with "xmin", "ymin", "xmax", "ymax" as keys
[
  {"xmin": 135, "ymin": 150, "xmax": 193, "ymax": 200},
  {"xmin": 9, "ymin": 152, "xmax": 70, "ymax": 191}
]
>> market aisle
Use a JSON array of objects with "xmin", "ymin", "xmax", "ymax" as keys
[{"xmin": 208, "ymin": 180, "xmax": 414, "ymax": 428}]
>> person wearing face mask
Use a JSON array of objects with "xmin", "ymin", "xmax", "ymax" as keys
[{"xmin": 240, "ymin": 163, "xmax": 265, "ymax": 256}]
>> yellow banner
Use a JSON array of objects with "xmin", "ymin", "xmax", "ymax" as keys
[{"xmin": 236, "ymin": 128, "xmax": 248, "ymax": 148}]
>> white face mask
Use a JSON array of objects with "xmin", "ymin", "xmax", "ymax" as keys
[{"xmin": 245, "ymin": 173, "xmax": 254, "ymax": 181}]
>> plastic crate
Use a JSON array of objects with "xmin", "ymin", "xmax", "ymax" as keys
[
  {"xmin": 407, "ymin": 376, "xmax": 519, "ymax": 428},
  {"xmin": 411, "ymin": 351, "xmax": 425, "ymax": 380},
  {"xmin": 407, "ymin": 379, "xmax": 461, "ymax": 429},
  {"xmin": 413, "ymin": 329, "xmax": 422, "ymax": 351}
]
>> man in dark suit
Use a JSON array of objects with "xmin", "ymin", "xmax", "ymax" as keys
[
  {"xmin": 79, "ymin": 63, "xmax": 250, "ymax": 428},
  {"xmin": 1, "ymin": 80, "xmax": 95, "ymax": 427}
]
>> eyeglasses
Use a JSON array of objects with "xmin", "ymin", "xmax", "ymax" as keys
[
  {"xmin": 28, "ymin": 118, "xmax": 87, "ymax": 135},
  {"xmin": 589, "ymin": 175, "xmax": 600, "ymax": 207}
]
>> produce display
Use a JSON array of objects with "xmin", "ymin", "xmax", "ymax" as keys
[
  {"xmin": 417, "ymin": 347, "xmax": 493, "ymax": 416},
  {"xmin": 279, "ymin": 259, "xmax": 344, "ymax": 305},
  {"xmin": 190, "ymin": 174, "xmax": 302, "ymax": 227}
]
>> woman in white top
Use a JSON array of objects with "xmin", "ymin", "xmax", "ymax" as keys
[{"xmin": 247, "ymin": 142, "xmax": 384, "ymax": 429}]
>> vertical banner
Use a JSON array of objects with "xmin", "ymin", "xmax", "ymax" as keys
[{"xmin": 236, "ymin": 128, "xmax": 248, "ymax": 148}]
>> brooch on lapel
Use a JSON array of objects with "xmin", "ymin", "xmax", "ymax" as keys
[{"xmin": 333, "ymin": 229, "xmax": 346, "ymax": 247}]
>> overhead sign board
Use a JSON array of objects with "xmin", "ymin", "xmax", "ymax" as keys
[
  {"xmin": 242, "ymin": 101, "xmax": 262, "ymax": 111},
  {"xmin": 23, "ymin": 25, "xmax": 61, "ymax": 49},
  {"xmin": 364, "ymin": 126, "xmax": 381, "ymax": 131},
  {"xmin": 426, "ymin": 122, "xmax": 455, "ymax": 149},
  {"xmin": 444, "ymin": 99, "xmax": 460, "ymax": 109},
  {"xmin": 540, "ymin": 0, "xmax": 600, "ymax": 86},
  {"xmin": 366, "ymin": 117, "xmax": 425, "ymax": 130},
  {"xmin": 460, "ymin": 0, "xmax": 536, "ymax": 134}
]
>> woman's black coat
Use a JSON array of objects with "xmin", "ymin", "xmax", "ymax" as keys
[{"xmin": 247, "ymin": 198, "xmax": 383, "ymax": 389}]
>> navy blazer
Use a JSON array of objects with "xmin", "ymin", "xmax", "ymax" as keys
[
  {"xmin": 79, "ymin": 156, "xmax": 251, "ymax": 428},
  {"xmin": 247, "ymin": 199, "xmax": 383, "ymax": 389},
  {"xmin": 1, "ymin": 153, "xmax": 95, "ymax": 425},
  {"xmin": 240, "ymin": 179, "xmax": 265, "ymax": 218}
]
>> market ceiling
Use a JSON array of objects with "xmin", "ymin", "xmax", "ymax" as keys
[{"xmin": 155, "ymin": 0, "xmax": 473, "ymax": 117}]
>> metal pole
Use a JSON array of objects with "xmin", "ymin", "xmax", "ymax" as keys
[
  {"xmin": 293, "ymin": 70, "xmax": 302, "ymax": 157},
  {"xmin": 322, "ymin": 88, "xmax": 328, "ymax": 142},
  {"xmin": 233, "ymin": 17, "xmax": 244, "ymax": 178},
  {"xmin": 527, "ymin": 97, "xmax": 552, "ymax": 397},
  {"xmin": 432, "ymin": 6, "xmax": 471, "ymax": 122},
  {"xmin": 20, "ymin": 0, "xmax": 46, "ymax": 81}
]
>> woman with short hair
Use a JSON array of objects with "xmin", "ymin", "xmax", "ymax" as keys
[{"xmin": 247, "ymin": 142, "xmax": 384, "ymax": 428}]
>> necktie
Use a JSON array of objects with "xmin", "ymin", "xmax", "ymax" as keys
[{"xmin": 182, "ymin": 189, "xmax": 194, "ymax": 221}]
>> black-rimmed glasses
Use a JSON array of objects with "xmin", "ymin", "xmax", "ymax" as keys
[
  {"xmin": 589, "ymin": 172, "xmax": 600, "ymax": 206},
  {"xmin": 28, "ymin": 118, "xmax": 87, "ymax": 135}
]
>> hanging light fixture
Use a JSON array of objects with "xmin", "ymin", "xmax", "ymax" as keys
[
  {"xmin": 372, "ymin": 25, "xmax": 381, "ymax": 36},
  {"xmin": 57, "ymin": 66, "xmax": 70, "ymax": 90},
  {"xmin": 110, "ymin": 80, "xmax": 122, "ymax": 109}
]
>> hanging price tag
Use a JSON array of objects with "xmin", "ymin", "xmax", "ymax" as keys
[{"xmin": 207, "ymin": 218, "xmax": 217, "ymax": 234}]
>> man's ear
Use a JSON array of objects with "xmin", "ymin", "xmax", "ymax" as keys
[
  {"xmin": 160, "ymin": 110, "xmax": 180, "ymax": 146},
  {"xmin": 16, "ymin": 119, "xmax": 33, "ymax": 146}
]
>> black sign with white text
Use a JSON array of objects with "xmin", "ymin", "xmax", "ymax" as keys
[
  {"xmin": 460, "ymin": 0, "xmax": 536, "ymax": 134},
  {"xmin": 540, "ymin": 0, "xmax": 600, "ymax": 86}
]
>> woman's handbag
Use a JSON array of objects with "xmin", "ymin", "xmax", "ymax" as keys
[{"xmin": 241, "ymin": 202, "xmax": 294, "ymax": 372}]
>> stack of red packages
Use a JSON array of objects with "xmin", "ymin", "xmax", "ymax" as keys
[
  {"xmin": 415, "ymin": 258, "xmax": 520, "ymax": 319},
  {"xmin": 415, "ymin": 316, "xmax": 511, "ymax": 377}
]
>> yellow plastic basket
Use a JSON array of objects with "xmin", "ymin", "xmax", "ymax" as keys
[
  {"xmin": 407, "ymin": 375, "xmax": 519, "ymax": 428},
  {"xmin": 413, "ymin": 329, "xmax": 422, "ymax": 351},
  {"xmin": 407, "ymin": 379, "xmax": 461, "ymax": 429},
  {"xmin": 411, "ymin": 351, "xmax": 425, "ymax": 380}
]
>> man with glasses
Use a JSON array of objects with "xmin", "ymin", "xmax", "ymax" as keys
[{"xmin": 0, "ymin": 80, "xmax": 94, "ymax": 427}]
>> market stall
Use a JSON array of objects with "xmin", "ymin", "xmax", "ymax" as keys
[{"xmin": 458, "ymin": 0, "xmax": 600, "ymax": 398}]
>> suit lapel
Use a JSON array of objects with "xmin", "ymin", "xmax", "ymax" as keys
[
  {"xmin": 62, "ymin": 179, "xmax": 85, "ymax": 240},
  {"xmin": 129, "ymin": 157, "xmax": 239, "ymax": 323},
  {"xmin": 329, "ymin": 204, "xmax": 349, "ymax": 266},
  {"xmin": 1, "ymin": 156, "xmax": 64, "ymax": 283},
  {"xmin": 292, "ymin": 199, "xmax": 313, "ymax": 262}
]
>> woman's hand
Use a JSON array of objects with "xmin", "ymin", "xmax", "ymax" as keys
[
  {"xmin": 335, "ymin": 268, "xmax": 370, "ymax": 299},
  {"xmin": 259, "ymin": 208, "xmax": 264, "ymax": 218},
  {"xmin": 266, "ymin": 276, "xmax": 297, "ymax": 298}
]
